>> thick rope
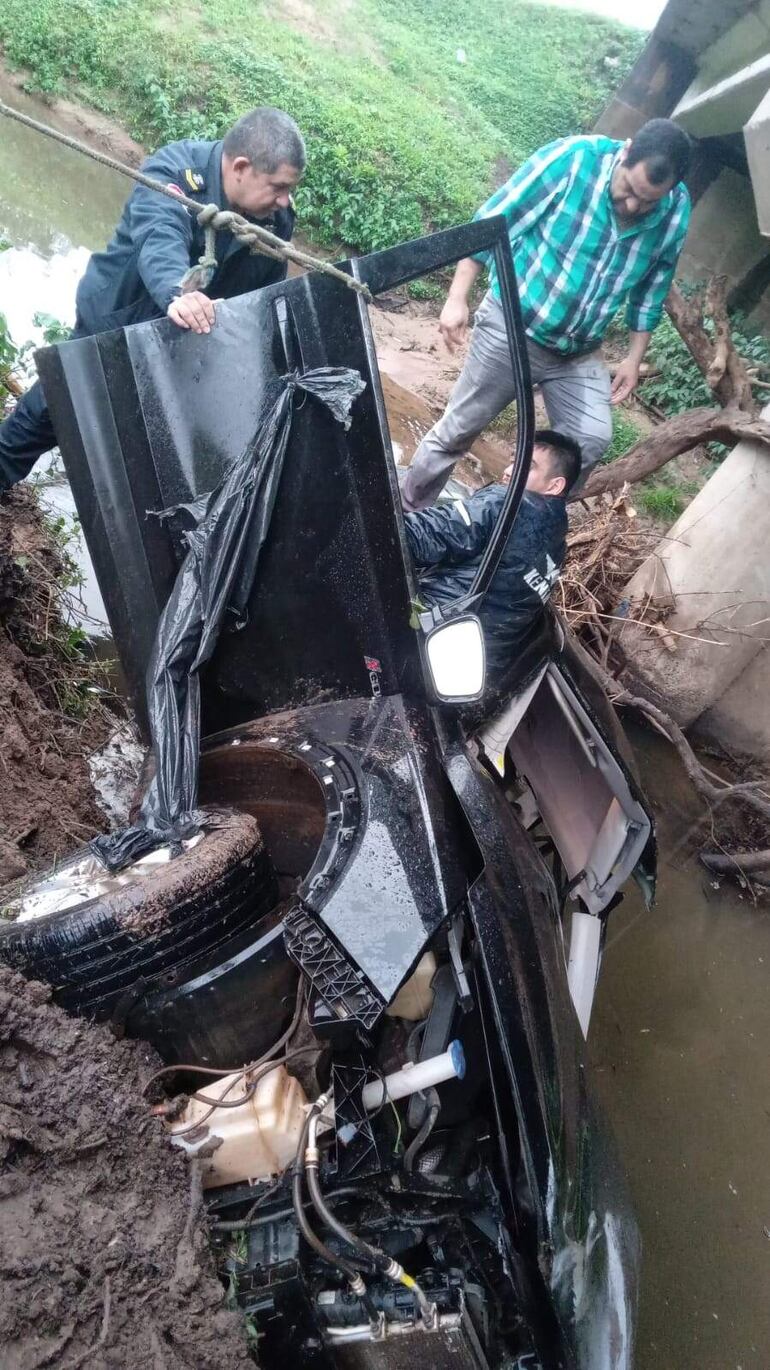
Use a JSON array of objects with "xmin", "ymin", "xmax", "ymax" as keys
[{"xmin": 0, "ymin": 98, "xmax": 371, "ymax": 300}]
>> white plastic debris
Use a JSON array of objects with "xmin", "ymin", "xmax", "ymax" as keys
[{"xmin": 88, "ymin": 723, "xmax": 146, "ymax": 827}]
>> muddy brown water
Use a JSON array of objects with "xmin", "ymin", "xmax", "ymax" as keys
[
  {"xmin": 1, "ymin": 77, "xmax": 768, "ymax": 1369},
  {"xmin": 591, "ymin": 725, "xmax": 770, "ymax": 1369},
  {"xmin": 0, "ymin": 74, "xmax": 128, "ymax": 635}
]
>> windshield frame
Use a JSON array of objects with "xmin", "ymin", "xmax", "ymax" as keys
[{"xmin": 352, "ymin": 216, "xmax": 535, "ymax": 619}]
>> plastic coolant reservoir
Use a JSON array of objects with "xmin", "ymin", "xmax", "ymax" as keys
[
  {"xmin": 169, "ymin": 1063, "xmax": 308, "ymax": 1189},
  {"xmin": 385, "ymin": 950, "xmax": 437, "ymax": 1020}
]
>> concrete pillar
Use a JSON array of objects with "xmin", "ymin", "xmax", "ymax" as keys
[
  {"xmin": 744, "ymin": 84, "xmax": 770, "ymax": 235},
  {"xmin": 697, "ymin": 644, "xmax": 770, "ymax": 759},
  {"xmin": 617, "ymin": 416, "xmax": 770, "ymax": 726},
  {"xmin": 594, "ymin": 32, "xmax": 696, "ymax": 139}
]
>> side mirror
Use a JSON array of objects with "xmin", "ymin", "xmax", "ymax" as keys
[{"xmin": 425, "ymin": 615, "xmax": 486, "ymax": 702}]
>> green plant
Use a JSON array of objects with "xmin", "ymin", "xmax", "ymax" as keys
[
  {"xmin": 407, "ymin": 277, "xmax": 445, "ymax": 302},
  {"xmin": 641, "ymin": 308, "xmax": 770, "ymax": 418},
  {"xmin": 0, "ymin": 0, "xmax": 645, "ymax": 254},
  {"xmin": 488, "ymin": 401, "xmax": 518, "ymax": 439},
  {"xmin": 635, "ymin": 475, "xmax": 699, "ymax": 521},
  {"xmin": 605, "ymin": 406, "xmax": 641, "ymax": 461},
  {"xmin": 41, "ymin": 512, "xmax": 86, "ymax": 594},
  {"xmin": 636, "ymin": 482, "xmax": 685, "ymax": 520},
  {"xmin": 0, "ymin": 312, "xmax": 18, "ymax": 394},
  {"xmin": 640, "ymin": 316, "xmax": 711, "ymax": 415},
  {"xmin": 1, "ymin": 310, "xmax": 69, "ymax": 401},
  {"xmin": 33, "ymin": 312, "xmax": 70, "ymax": 345}
]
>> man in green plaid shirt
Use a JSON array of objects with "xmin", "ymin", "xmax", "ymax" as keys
[{"xmin": 402, "ymin": 119, "xmax": 691, "ymax": 509}]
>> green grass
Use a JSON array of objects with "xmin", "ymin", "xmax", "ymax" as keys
[
  {"xmin": 0, "ymin": 0, "xmax": 645, "ymax": 253},
  {"xmin": 636, "ymin": 483, "xmax": 683, "ymax": 520},
  {"xmin": 636, "ymin": 475, "xmax": 699, "ymax": 521},
  {"xmin": 605, "ymin": 406, "xmax": 642, "ymax": 461}
]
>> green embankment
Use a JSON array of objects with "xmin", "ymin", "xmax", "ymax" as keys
[{"xmin": 0, "ymin": 0, "xmax": 644, "ymax": 252}]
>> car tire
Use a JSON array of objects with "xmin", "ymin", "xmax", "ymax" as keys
[{"xmin": 0, "ymin": 808, "xmax": 278, "ymax": 1020}]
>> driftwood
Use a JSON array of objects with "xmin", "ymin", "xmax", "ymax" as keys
[
  {"xmin": 665, "ymin": 277, "xmax": 754, "ymax": 412},
  {"xmin": 559, "ymin": 489, "xmax": 659, "ymax": 641},
  {"xmin": 580, "ymin": 275, "xmax": 766, "ymax": 498},
  {"xmin": 559, "ymin": 495, "xmax": 770, "ymax": 883},
  {"xmin": 579, "ymin": 406, "xmax": 770, "ymax": 499},
  {"xmin": 611, "ymin": 689, "xmax": 770, "ymax": 825},
  {"xmin": 701, "ymin": 848, "xmax": 770, "ymax": 875}
]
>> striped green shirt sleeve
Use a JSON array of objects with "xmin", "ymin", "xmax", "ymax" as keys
[{"xmin": 625, "ymin": 197, "xmax": 691, "ymax": 332}]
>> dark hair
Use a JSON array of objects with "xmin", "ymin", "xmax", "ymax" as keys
[
  {"xmin": 223, "ymin": 107, "xmax": 306, "ymax": 173},
  {"xmin": 534, "ymin": 428, "xmax": 582, "ymax": 492},
  {"xmin": 625, "ymin": 118, "xmax": 691, "ymax": 187}
]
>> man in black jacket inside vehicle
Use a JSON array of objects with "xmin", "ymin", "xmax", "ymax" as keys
[
  {"xmin": 404, "ymin": 429, "xmax": 580, "ymax": 683},
  {"xmin": 0, "ymin": 106, "xmax": 305, "ymax": 492}
]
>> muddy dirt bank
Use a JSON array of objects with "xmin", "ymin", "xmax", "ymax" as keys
[
  {"xmin": 0, "ymin": 488, "xmax": 112, "ymax": 886},
  {"xmin": 0, "ymin": 966, "xmax": 250, "ymax": 1369},
  {"xmin": 0, "ymin": 61, "xmax": 144, "ymax": 168}
]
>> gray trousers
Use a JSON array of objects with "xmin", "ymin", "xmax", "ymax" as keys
[{"xmin": 401, "ymin": 292, "xmax": 612, "ymax": 510}]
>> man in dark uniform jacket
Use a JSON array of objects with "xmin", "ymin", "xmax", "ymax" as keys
[
  {"xmin": 404, "ymin": 430, "xmax": 580, "ymax": 683},
  {"xmin": 0, "ymin": 106, "xmax": 305, "ymax": 490}
]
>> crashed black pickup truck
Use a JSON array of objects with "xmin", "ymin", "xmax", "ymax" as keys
[{"xmin": 1, "ymin": 219, "xmax": 655, "ymax": 1369}]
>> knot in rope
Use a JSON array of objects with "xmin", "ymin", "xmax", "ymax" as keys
[
  {"xmin": 0, "ymin": 101, "xmax": 371, "ymax": 300},
  {"xmin": 181, "ymin": 203, "xmax": 291, "ymax": 293}
]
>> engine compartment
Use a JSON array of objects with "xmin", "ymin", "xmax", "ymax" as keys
[
  {"xmin": 157, "ymin": 927, "xmax": 540, "ymax": 1370},
  {"xmin": 134, "ymin": 713, "xmax": 540, "ymax": 1364}
]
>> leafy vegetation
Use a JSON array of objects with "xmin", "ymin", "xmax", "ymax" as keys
[
  {"xmin": 33, "ymin": 311, "xmax": 70, "ymax": 345},
  {"xmin": 606, "ymin": 406, "xmax": 642, "ymax": 461},
  {"xmin": 640, "ymin": 311, "xmax": 770, "ymax": 417},
  {"xmin": 636, "ymin": 476, "xmax": 699, "ymax": 521},
  {"xmin": 0, "ymin": 0, "xmax": 645, "ymax": 252},
  {"xmin": 0, "ymin": 312, "xmax": 19, "ymax": 401},
  {"xmin": 0, "ymin": 309, "xmax": 69, "ymax": 401}
]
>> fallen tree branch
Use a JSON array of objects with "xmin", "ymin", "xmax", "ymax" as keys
[
  {"xmin": 665, "ymin": 279, "xmax": 755, "ymax": 411},
  {"xmin": 706, "ymin": 275, "xmax": 754, "ymax": 410},
  {"xmin": 578, "ymin": 406, "xmax": 770, "ymax": 499},
  {"xmin": 704, "ymin": 276, "xmax": 730, "ymax": 390},
  {"xmin": 665, "ymin": 282, "xmax": 719, "ymax": 391},
  {"xmin": 610, "ymin": 688, "xmax": 770, "ymax": 825},
  {"xmin": 701, "ymin": 848, "xmax": 770, "ymax": 874},
  {"xmin": 566, "ymin": 630, "xmax": 770, "ymax": 827}
]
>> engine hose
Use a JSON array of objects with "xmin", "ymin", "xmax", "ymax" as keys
[
  {"xmin": 305, "ymin": 1122, "xmax": 435, "ymax": 1328},
  {"xmin": 404, "ymin": 1088, "xmax": 441, "ymax": 1174},
  {"xmin": 293, "ymin": 1104, "xmax": 379, "ymax": 1327}
]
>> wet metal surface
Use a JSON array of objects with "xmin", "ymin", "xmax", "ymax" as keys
[{"xmin": 590, "ymin": 726, "xmax": 770, "ymax": 1369}]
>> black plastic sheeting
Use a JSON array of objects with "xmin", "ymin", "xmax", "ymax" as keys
[{"xmin": 92, "ymin": 366, "xmax": 365, "ymax": 870}]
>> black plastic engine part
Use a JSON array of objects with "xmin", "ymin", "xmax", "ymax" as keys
[
  {"xmin": 284, "ymin": 904, "xmax": 385, "ymax": 1030},
  {"xmin": 308, "ymin": 990, "xmax": 374, "ymax": 1052},
  {"xmin": 126, "ymin": 913, "xmax": 298, "ymax": 1067},
  {"xmin": 316, "ymin": 1269, "xmax": 466, "ymax": 1327},
  {"xmin": 329, "ymin": 1058, "xmax": 384, "ymax": 1182}
]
